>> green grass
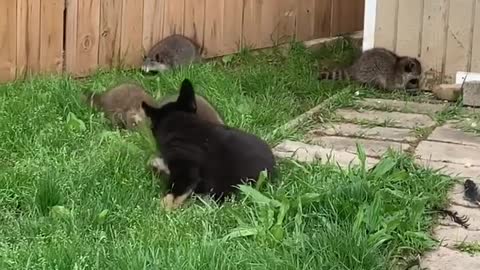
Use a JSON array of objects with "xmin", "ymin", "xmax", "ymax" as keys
[{"xmin": 0, "ymin": 42, "xmax": 453, "ymax": 269}]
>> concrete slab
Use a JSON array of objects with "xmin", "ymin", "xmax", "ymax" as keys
[
  {"xmin": 421, "ymin": 247, "xmax": 480, "ymax": 270},
  {"xmin": 415, "ymin": 141, "xmax": 480, "ymax": 166},
  {"xmin": 416, "ymin": 160, "xmax": 480, "ymax": 179},
  {"xmin": 428, "ymin": 125, "xmax": 480, "ymax": 148},
  {"xmin": 307, "ymin": 136, "xmax": 410, "ymax": 158},
  {"xmin": 357, "ymin": 98, "xmax": 447, "ymax": 114},
  {"xmin": 308, "ymin": 123, "xmax": 418, "ymax": 143},
  {"xmin": 273, "ymin": 140, "xmax": 379, "ymax": 168},
  {"xmin": 336, "ymin": 109, "xmax": 436, "ymax": 129},
  {"xmin": 434, "ymin": 225, "xmax": 480, "ymax": 246}
]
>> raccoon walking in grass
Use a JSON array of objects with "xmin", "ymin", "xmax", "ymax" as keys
[
  {"xmin": 82, "ymin": 83, "xmax": 156, "ymax": 130},
  {"xmin": 141, "ymin": 34, "xmax": 202, "ymax": 74},
  {"xmin": 318, "ymin": 47, "xmax": 422, "ymax": 91},
  {"xmin": 142, "ymin": 79, "xmax": 276, "ymax": 210}
]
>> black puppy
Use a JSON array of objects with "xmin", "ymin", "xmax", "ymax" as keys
[{"xmin": 142, "ymin": 79, "xmax": 276, "ymax": 210}]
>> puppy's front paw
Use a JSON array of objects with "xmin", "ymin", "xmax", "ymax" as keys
[
  {"xmin": 161, "ymin": 193, "xmax": 175, "ymax": 211},
  {"xmin": 151, "ymin": 157, "xmax": 170, "ymax": 175}
]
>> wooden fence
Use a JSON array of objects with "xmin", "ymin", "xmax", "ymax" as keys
[
  {"xmin": 365, "ymin": 0, "xmax": 480, "ymax": 89},
  {"xmin": 0, "ymin": 0, "xmax": 364, "ymax": 82}
]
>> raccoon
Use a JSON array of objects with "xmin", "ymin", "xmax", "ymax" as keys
[
  {"xmin": 82, "ymin": 83, "xmax": 156, "ymax": 130},
  {"xmin": 142, "ymin": 34, "xmax": 202, "ymax": 73},
  {"xmin": 157, "ymin": 93, "xmax": 224, "ymax": 125},
  {"xmin": 319, "ymin": 47, "xmax": 422, "ymax": 90},
  {"xmin": 142, "ymin": 79, "xmax": 276, "ymax": 210}
]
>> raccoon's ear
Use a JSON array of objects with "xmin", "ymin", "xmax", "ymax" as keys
[
  {"xmin": 141, "ymin": 101, "xmax": 157, "ymax": 119},
  {"xmin": 177, "ymin": 79, "xmax": 197, "ymax": 113}
]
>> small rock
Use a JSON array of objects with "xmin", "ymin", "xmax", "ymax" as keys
[
  {"xmin": 432, "ymin": 84, "xmax": 462, "ymax": 102},
  {"xmin": 464, "ymin": 81, "xmax": 480, "ymax": 107}
]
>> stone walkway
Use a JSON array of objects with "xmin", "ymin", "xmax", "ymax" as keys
[{"xmin": 273, "ymin": 98, "xmax": 480, "ymax": 270}]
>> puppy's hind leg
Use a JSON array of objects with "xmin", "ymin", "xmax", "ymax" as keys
[{"xmin": 161, "ymin": 160, "xmax": 200, "ymax": 211}]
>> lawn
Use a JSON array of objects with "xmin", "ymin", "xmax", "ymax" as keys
[{"xmin": 0, "ymin": 42, "xmax": 453, "ymax": 269}]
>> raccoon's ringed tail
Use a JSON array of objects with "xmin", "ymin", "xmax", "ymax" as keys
[{"xmin": 318, "ymin": 71, "xmax": 330, "ymax": 80}]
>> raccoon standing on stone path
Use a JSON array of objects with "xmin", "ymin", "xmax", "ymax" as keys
[
  {"xmin": 81, "ymin": 83, "xmax": 156, "ymax": 130},
  {"xmin": 142, "ymin": 34, "xmax": 202, "ymax": 74},
  {"xmin": 318, "ymin": 47, "xmax": 422, "ymax": 90}
]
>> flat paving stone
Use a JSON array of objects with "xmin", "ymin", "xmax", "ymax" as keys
[
  {"xmin": 421, "ymin": 247, "xmax": 480, "ymax": 270},
  {"xmin": 273, "ymin": 140, "xmax": 379, "ymax": 168},
  {"xmin": 428, "ymin": 124, "xmax": 480, "ymax": 148},
  {"xmin": 417, "ymin": 159, "xmax": 480, "ymax": 179},
  {"xmin": 336, "ymin": 109, "xmax": 436, "ymax": 129},
  {"xmin": 415, "ymin": 141, "xmax": 480, "ymax": 166},
  {"xmin": 307, "ymin": 136, "xmax": 410, "ymax": 158},
  {"xmin": 434, "ymin": 225, "xmax": 480, "ymax": 246},
  {"xmin": 308, "ymin": 123, "xmax": 418, "ymax": 143},
  {"xmin": 357, "ymin": 98, "xmax": 447, "ymax": 115}
]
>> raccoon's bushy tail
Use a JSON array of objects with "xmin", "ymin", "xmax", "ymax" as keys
[{"xmin": 318, "ymin": 69, "xmax": 350, "ymax": 81}]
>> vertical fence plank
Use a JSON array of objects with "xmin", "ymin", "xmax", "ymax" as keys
[
  {"xmin": 163, "ymin": 0, "xmax": 185, "ymax": 36},
  {"xmin": 313, "ymin": 0, "xmax": 332, "ymax": 38},
  {"xmin": 143, "ymin": 0, "xmax": 165, "ymax": 55},
  {"xmin": 203, "ymin": 0, "xmax": 223, "ymax": 56},
  {"xmin": 374, "ymin": 0, "xmax": 398, "ymax": 49},
  {"xmin": 242, "ymin": 0, "xmax": 277, "ymax": 49},
  {"xmin": 71, "ymin": 0, "xmax": 100, "ymax": 76},
  {"xmin": 17, "ymin": 0, "xmax": 41, "ymax": 78},
  {"xmin": 396, "ymin": 0, "xmax": 423, "ymax": 57},
  {"xmin": 99, "ymin": 0, "xmax": 123, "ymax": 68},
  {"xmin": 274, "ymin": 0, "xmax": 296, "ymax": 44},
  {"xmin": 65, "ymin": 0, "xmax": 78, "ymax": 74},
  {"xmin": 204, "ymin": 0, "xmax": 243, "ymax": 57},
  {"xmin": 184, "ymin": 0, "xmax": 206, "ymax": 52},
  {"xmin": 221, "ymin": 0, "xmax": 244, "ymax": 55},
  {"xmin": 39, "ymin": 0, "xmax": 64, "ymax": 73},
  {"xmin": 332, "ymin": 0, "xmax": 364, "ymax": 36},
  {"xmin": 420, "ymin": 0, "xmax": 448, "ymax": 88},
  {"xmin": 296, "ymin": 0, "xmax": 315, "ymax": 41},
  {"xmin": 444, "ymin": 0, "xmax": 475, "ymax": 83},
  {"xmin": 120, "ymin": 0, "xmax": 144, "ymax": 67},
  {"xmin": 0, "ymin": 0, "xmax": 17, "ymax": 82},
  {"xmin": 471, "ymin": 0, "xmax": 480, "ymax": 73}
]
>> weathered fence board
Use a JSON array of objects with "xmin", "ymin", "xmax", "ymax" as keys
[
  {"xmin": 0, "ymin": 0, "xmax": 365, "ymax": 81},
  {"xmin": 0, "ymin": 1, "xmax": 18, "ymax": 82}
]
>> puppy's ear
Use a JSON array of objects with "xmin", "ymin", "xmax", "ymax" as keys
[
  {"xmin": 176, "ymin": 79, "xmax": 197, "ymax": 113},
  {"xmin": 141, "ymin": 101, "xmax": 157, "ymax": 119}
]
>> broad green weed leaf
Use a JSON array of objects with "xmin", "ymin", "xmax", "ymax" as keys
[
  {"xmin": 238, "ymin": 185, "xmax": 281, "ymax": 207},
  {"xmin": 223, "ymin": 227, "xmax": 260, "ymax": 241}
]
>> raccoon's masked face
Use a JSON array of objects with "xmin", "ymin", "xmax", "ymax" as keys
[
  {"xmin": 141, "ymin": 54, "xmax": 172, "ymax": 74},
  {"xmin": 399, "ymin": 57, "xmax": 422, "ymax": 90},
  {"xmin": 142, "ymin": 79, "xmax": 198, "ymax": 129}
]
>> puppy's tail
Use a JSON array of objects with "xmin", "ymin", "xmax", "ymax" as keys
[{"xmin": 318, "ymin": 68, "xmax": 350, "ymax": 81}]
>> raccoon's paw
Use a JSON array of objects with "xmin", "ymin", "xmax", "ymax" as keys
[{"xmin": 151, "ymin": 157, "xmax": 170, "ymax": 175}]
